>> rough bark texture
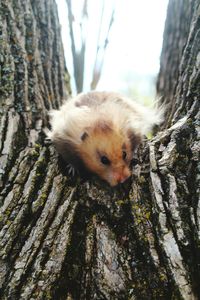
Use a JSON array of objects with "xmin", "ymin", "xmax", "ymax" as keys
[
  {"xmin": 0, "ymin": 0, "xmax": 199, "ymax": 300},
  {"xmin": 157, "ymin": 0, "xmax": 198, "ymax": 128}
]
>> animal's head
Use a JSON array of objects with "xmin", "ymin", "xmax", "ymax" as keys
[
  {"xmin": 49, "ymin": 91, "xmax": 163, "ymax": 186},
  {"xmin": 76, "ymin": 120, "xmax": 140, "ymax": 186}
]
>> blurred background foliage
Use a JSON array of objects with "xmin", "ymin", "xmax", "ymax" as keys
[{"xmin": 56, "ymin": 0, "xmax": 168, "ymax": 105}]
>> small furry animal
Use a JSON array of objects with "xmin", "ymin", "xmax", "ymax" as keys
[{"xmin": 48, "ymin": 91, "xmax": 162, "ymax": 186}]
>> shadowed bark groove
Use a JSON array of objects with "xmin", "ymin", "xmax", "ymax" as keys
[{"xmin": 0, "ymin": 0, "xmax": 199, "ymax": 299}]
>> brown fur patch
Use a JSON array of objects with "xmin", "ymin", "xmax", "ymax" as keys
[
  {"xmin": 75, "ymin": 92, "xmax": 107, "ymax": 107},
  {"xmin": 93, "ymin": 120, "xmax": 113, "ymax": 134},
  {"xmin": 122, "ymin": 143, "xmax": 126, "ymax": 150},
  {"xmin": 75, "ymin": 96, "xmax": 94, "ymax": 107}
]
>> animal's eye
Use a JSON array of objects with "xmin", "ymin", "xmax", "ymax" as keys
[
  {"xmin": 100, "ymin": 156, "xmax": 110, "ymax": 165},
  {"xmin": 122, "ymin": 151, "xmax": 127, "ymax": 160}
]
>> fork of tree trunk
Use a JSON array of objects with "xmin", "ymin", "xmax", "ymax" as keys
[{"xmin": 0, "ymin": 0, "xmax": 199, "ymax": 299}]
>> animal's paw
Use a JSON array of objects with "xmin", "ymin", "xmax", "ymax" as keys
[{"xmin": 66, "ymin": 164, "xmax": 77, "ymax": 177}]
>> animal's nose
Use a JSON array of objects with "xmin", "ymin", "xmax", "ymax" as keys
[
  {"xmin": 116, "ymin": 175, "xmax": 128, "ymax": 184},
  {"xmin": 115, "ymin": 171, "xmax": 130, "ymax": 184}
]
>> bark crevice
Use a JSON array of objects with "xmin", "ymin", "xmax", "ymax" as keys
[{"xmin": 0, "ymin": 0, "xmax": 199, "ymax": 299}]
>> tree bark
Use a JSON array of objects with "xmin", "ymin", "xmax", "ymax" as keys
[
  {"xmin": 156, "ymin": 0, "xmax": 197, "ymax": 128},
  {"xmin": 0, "ymin": 0, "xmax": 199, "ymax": 300}
]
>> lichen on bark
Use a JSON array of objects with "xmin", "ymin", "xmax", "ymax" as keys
[{"xmin": 0, "ymin": 0, "xmax": 199, "ymax": 299}]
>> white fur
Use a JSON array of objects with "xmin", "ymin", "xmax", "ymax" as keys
[{"xmin": 48, "ymin": 91, "xmax": 163, "ymax": 144}]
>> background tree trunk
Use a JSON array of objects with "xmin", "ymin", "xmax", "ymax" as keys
[{"xmin": 0, "ymin": 0, "xmax": 199, "ymax": 299}]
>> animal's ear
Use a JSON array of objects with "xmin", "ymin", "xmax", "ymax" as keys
[
  {"xmin": 81, "ymin": 131, "xmax": 89, "ymax": 141},
  {"xmin": 127, "ymin": 130, "xmax": 141, "ymax": 152},
  {"xmin": 80, "ymin": 125, "xmax": 93, "ymax": 141}
]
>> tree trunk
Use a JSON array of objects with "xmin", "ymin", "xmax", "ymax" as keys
[{"xmin": 0, "ymin": 0, "xmax": 199, "ymax": 299}]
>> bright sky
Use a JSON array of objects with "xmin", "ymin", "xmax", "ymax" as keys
[{"xmin": 56, "ymin": 0, "xmax": 168, "ymax": 100}]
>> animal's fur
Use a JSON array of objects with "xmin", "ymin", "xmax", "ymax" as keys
[{"xmin": 48, "ymin": 91, "xmax": 162, "ymax": 186}]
